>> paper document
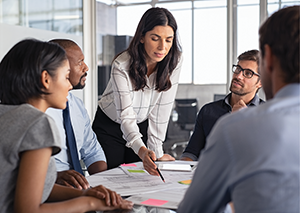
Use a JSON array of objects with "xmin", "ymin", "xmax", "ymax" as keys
[
  {"xmin": 155, "ymin": 160, "xmax": 197, "ymax": 172},
  {"xmin": 155, "ymin": 160, "xmax": 198, "ymax": 166},
  {"xmin": 126, "ymin": 187, "xmax": 188, "ymax": 209},
  {"xmin": 158, "ymin": 163, "xmax": 192, "ymax": 172},
  {"xmin": 86, "ymin": 162, "xmax": 194, "ymax": 197}
]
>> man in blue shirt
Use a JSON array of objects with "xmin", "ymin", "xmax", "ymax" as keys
[
  {"xmin": 178, "ymin": 6, "xmax": 300, "ymax": 213},
  {"xmin": 46, "ymin": 39, "xmax": 107, "ymax": 189},
  {"xmin": 181, "ymin": 49, "xmax": 264, "ymax": 161}
]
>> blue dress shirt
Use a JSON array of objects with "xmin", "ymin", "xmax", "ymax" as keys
[
  {"xmin": 177, "ymin": 84, "xmax": 300, "ymax": 213},
  {"xmin": 46, "ymin": 92, "xmax": 106, "ymax": 172}
]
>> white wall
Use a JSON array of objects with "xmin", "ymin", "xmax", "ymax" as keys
[
  {"xmin": 0, "ymin": 22, "xmax": 84, "ymax": 101},
  {"xmin": 176, "ymin": 84, "xmax": 227, "ymax": 110}
]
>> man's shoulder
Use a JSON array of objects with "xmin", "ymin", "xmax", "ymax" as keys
[
  {"xmin": 207, "ymin": 99, "xmax": 224, "ymax": 107},
  {"xmin": 200, "ymin": 99, "xmax": 226, "ymax": 113},
  {"xmin": 68, "ymin": 92, "xmax": 89, "ymax": 120},
  {"xmin": 68, "ymin": 92, "xmax": 85, "ymax": 107}
]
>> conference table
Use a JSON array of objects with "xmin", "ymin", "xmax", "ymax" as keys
[
  {"xmin": 86, "ymin": 161, "xmax": 197, "ymax": 213},
  {"xmin": 102, "ymin": 206, "xmax": 176, "ymax": 213}
]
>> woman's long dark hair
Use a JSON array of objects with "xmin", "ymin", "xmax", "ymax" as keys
[{"xmin": 126, "ymin": 7, "xmax": 182, "ymax": 92}]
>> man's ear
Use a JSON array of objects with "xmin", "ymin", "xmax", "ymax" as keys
[
  {"xmin": 41, "ymin": 70, "xmax": 51, "ymax": 90},
  {"xmin": 257, "ymin": 79, "xmax": 262, "ymax": 89}
]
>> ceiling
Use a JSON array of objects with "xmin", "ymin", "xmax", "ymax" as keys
[{"xmin": 96, "ymin": 0, "xmax": 192, "ymax": 7}]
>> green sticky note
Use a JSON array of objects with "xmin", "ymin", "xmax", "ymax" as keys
[{"xmin": 127, "ymin": 169, "xmax": 145, "ymax": 173}]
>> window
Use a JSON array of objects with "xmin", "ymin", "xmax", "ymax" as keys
[
  {"xmin": 156, "ymin": 1, "xmax": 192, "ymax": 83},
  {"xmin": 0, "ymin": 0, "xmax": 83, "ymax": 35},
  {"xmin": 194, "ymin": 2, "xmax": 227, "ymax": 84},
  {"xmin": 237, "ymin": 0, "xmax": 260, "ymax": 57},
  {"xmin": 99, "ymin": 0, "xmax": 300, "ymax": 85},
  {"xmin": 268, "ymin": 0, "xmax": 300, "ymax": 15},
  {"xmin": 117, "ymin": 4, "xmax": 151, "ymax": 36}
]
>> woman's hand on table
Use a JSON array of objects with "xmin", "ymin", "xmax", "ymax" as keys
[
  {"xmin": 158, "ymin": 154, "xmax": 175, "ymax": 161},
  {"xmin": 138, "ymin": 147, "xmax": 159, "ymax": 175},
  {"xmin": 87, "ymin": 196, "xmax": 133, "ymax": 211},
  {"xmin": 83, "ymin": 185, "xmax": 133, "ymax": 210},
  {"xmin": 138, "ymin": 147, "xmax": 175, "ymax": 175}
]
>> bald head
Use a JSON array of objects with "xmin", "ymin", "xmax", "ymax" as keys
[
  {"xmin": 49, "ymin": 39, "xmax": 78, "ymax": 50},
  {"xmin": 49, "ymin": 39, "xmax": 88, "ymax": 89}
]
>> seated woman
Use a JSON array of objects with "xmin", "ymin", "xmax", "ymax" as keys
[{"xmin": 0, "ymin": 39, "xmax": 133, "ymax": 213}]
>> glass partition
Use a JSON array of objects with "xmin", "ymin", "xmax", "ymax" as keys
[{"xmin": 97, "ymin": 0, "xmax": 300, "ymax": 86}]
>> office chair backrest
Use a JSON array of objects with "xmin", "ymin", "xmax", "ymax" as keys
[{"xmin": 174, "ymin": 99, "xmax": 198, "ymax": 131}]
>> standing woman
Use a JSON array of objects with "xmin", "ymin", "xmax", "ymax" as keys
[
  {"xmin": 92, "ymin": 7, "xmax": 182, "ymax": 175},
  {"xmin": 0, "ymin": 39, "xmax": 132, "ymax": 213}
]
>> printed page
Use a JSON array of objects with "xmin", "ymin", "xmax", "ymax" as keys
[
  {"xmin": 126, "ymin": 187, "xmax": 189, "ymax": 209},
  {"xmin": 86, "ymin": 162, "xmax": 194, "ymax": 197}
]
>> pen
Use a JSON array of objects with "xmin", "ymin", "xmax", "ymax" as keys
[{"xmin": 150, "ymin": 157, "xmax": 165, "ymax": 183}]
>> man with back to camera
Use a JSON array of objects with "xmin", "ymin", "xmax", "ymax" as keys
[
  {"xmin": 46, "ymin": 39, "xmax": 107, "ymax": 189},
  {"xmin": 181, "ymin": 49, "xmax": 264, "ymax": 161},
  {"xmin": 177, "ymin": 5, "xmax": 300, "ymax": 213}
]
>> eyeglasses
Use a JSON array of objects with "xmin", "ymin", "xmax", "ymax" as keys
[{"xmin": 232, "ymin": 64, "xmax": 260, "ymax": 79}]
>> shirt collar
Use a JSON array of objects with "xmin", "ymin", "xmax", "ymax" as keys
[
  {"xmin": 274, "ymin": 83, "xmax": 300, "ymax": 99},
  {"xmin": 224, "ymin": 93, "xmax": 232, "ymax": 107},
  {"xmin": 223, "ymin": 93, "xmax": 261, "ymax": 108}
]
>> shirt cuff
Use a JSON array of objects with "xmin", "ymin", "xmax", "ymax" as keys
[
  {"xmin": 180, "ymin": 152, "xmax": 198, "ymax": 161},
  {"xmin": 153, "ymin": 146, "xmax": 164, "ymax": 159},
  {"xmin": 129, "ymin": 138, "xmax": 146, "ymax": 155}
]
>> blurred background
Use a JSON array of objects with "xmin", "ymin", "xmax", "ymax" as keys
[{"xmin": 1, "ymin": 0, "xmax": 299, "ymax": 158}]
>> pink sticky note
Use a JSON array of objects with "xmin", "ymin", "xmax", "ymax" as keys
[
  {"xmin": 120, "ymin": 163, "xmax": 137, "ymax": 167},
  {"xmin": 141, "ymin": 198, "xmax": 168, "ymax": 206}
]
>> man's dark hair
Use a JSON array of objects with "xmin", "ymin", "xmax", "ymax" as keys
[
  {"xmin": 0, "ymin": 39, "xmax": 67, "ymax": 104},
  {"xmin": 238, "ymin": 49, "xmax": 260, "ymax": 72},
  {"xmin": 259, "ymin": 6, "xmax": 300, "ymax": 83}
]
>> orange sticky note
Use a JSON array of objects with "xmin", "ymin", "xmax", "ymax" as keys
[
  {"xmin": 141, "ymin": 198, "xmax": 168, "ymax": 206},
  {"xmin": 178, "ymin": 179, "xmax": 192, "ymax": 185},
  {"xmin": 120, "ymin": 163, "xmax": 137, "ymax": 167}
]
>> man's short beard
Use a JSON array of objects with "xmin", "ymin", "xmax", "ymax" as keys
[
  {"xmin": 229, "ymin": 84, "xmax": 247, "ymax": 96},
  {"xmin": 231, "ymin": 90, "xmax": 248, "ymax": 96},
  {"xmin": 72, "ymin": 74, "xmax": 87, "ymax": 90},
  {"xmin": 72, "ymin": 82, "xmax": 85, "ymax": 90}
]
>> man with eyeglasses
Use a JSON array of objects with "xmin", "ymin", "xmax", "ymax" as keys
[
  {"xmin": 178, "ymin": 6, "xmax": 299, "ymax": 213},
  {"xmin": 180, "ymin": 49, "xmax": 264, "ymax": 162}
]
